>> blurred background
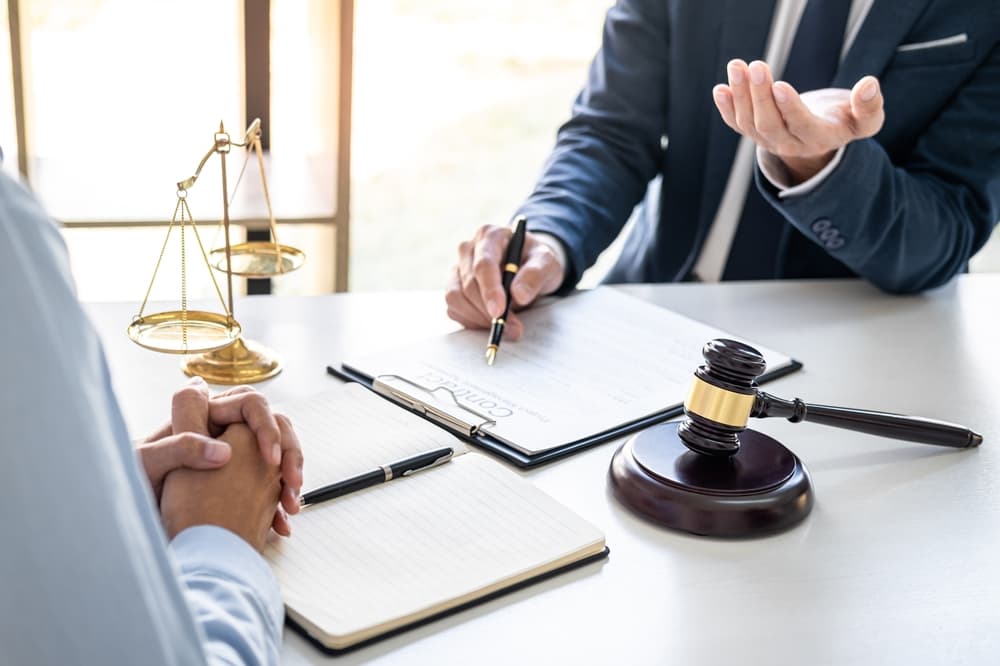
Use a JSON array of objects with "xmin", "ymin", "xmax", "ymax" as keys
[{"xmin": 2, "ymin": 0, "xmax": 996, "ymax": 304}]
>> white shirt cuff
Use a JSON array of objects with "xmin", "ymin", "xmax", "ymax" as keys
[
  {"xmin": 530, "ymin": 231, "xmax": 569, "ymax": 291},
  {"xmin": 756, "ymin": 145, "xmax": 846, "ymax": 199}
]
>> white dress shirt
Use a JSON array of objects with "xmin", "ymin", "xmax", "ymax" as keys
[{"xmin": 0, "ymin": 172, "xmax": 282, "ymax": 665}]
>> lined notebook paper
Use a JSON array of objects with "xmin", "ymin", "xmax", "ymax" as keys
[
  {"xmin": 264, "ymin": 386, "xmax": 607, "ymax": 651},
  {"xmin": 277, "ymin": 383, "xmax": 469, "ymax": 489}
]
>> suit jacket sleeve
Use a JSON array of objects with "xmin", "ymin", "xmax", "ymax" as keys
[
  {"xmin": 516, "ymin": 0, "xmax": 670, "ymax": 292},
  {"xmin": 759, "ymin": 40, "xmax": 1000, "ymax": 294}
]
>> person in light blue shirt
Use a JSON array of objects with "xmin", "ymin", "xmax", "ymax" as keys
[{"xmin": 0, "ymin": 170, "xmax": 304, "ymax": 665}]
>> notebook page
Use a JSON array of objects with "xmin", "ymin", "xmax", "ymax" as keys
[
  {"xmin": 344, "ymin": 287, "xmax": 793, "ymax": 454},
  {"xmin": 278, "ymin": 383, "xmax": 467, "ymax": 491},
  {"xmin": 263, "ymin": 453, "xmax": 606, "ymax": 649}
]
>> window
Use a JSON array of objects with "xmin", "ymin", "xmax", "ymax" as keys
[
  {"xmin": 5, "ymin": 0, "xmax": 349, "ymax": 301},
  {"xmin": 350, "ymin": 0, "xmax": 612, "ymax": 290}
]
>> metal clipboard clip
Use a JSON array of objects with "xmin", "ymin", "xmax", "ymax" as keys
[{"xmin": 372, "ymin": 374, "xmax": 497, "ymax": 437}]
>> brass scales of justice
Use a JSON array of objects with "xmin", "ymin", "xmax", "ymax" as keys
[{"xmin": 126, "ymin": 118, "xmax": 305, "ymax": 384}]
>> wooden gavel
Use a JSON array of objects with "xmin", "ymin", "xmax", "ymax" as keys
[{"xmin": 678, "ymin": 339, "xmax": 983, "ymax": 457}]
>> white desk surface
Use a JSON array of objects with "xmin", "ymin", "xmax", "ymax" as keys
[{"xmin": 86, "ymin": 276, "xmax": 1000, "ymax": 665}]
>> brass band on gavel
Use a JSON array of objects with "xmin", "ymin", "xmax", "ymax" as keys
[{"xmin": 683, "ymin": 376, "xmax": 755, "ymax": 428}]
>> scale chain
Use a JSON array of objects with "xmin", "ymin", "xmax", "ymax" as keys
[{"xmin": 136, "ymin": 197, "xmax": 182, "ymax": 319}]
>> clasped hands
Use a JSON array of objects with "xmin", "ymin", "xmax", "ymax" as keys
[
  {"xmin": 445, "ymin": 59, "xmax": 886, "ymax": 332},
  {"xmin": 138, "ymin": 377, "xmax": 303, "ymax": 551}
]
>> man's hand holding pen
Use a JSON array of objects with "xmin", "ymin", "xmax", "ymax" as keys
[
  {"xmin": 483, "ymin": 216, "xmax": 528, "ymax": 365},
  {"xmin": 446, "ymin": 217, "xmax": 566, "ymax": 342}
]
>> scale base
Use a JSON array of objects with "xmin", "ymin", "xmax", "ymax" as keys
[
  {"xmin": 609, "ymin": 422, "xmax": 813, "ymax": 537},
  {"xmin": 182, "ymin": 337, "xmax": 281, "ymax": 385}
]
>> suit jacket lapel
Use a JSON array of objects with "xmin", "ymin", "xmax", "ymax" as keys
[
  {"xmin": 697, "ymin": 0, "xmax": 776, "ymax": 236},
  {"xmin": 834, "ymin": 0, "xmax": 934, "ymax": 85}
]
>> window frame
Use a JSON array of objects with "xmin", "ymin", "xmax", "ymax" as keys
[{"xmin": 5, "ymin": 0, "xmax": 353, "ymax": 292}]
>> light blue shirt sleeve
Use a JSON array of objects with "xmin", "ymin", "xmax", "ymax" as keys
[
  {"xmin": 171, "ymin": 526, "xmax": 284, "ymax": 665},
  {"xmin": 0, "ymin": 171, "xmax": 283, "ymax": 665}
]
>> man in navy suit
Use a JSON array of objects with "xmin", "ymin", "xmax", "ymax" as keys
[{"xmin": 446, "ymin": 0, "xmax": 1000, "ymax": 340}]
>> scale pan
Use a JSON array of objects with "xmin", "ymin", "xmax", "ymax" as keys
[
  {"xmin": 127, "ymin": 310, "xmax": 242, "ymax": 355},
  {"xmin": 209, "ymin": 242, "xmax": 305, "ymax": 277}
]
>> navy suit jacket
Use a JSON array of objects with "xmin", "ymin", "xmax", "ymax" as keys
[{"xmin": 518, "ymin": 0, "xmax": 1000, "ymax": 293}]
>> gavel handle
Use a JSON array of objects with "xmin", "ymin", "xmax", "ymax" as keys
[{"xmin": 752, "ymin": 392, "xmax": 983, "ymax": 449}]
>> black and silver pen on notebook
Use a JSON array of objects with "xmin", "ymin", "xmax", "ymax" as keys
[
  {"xmin": 299, "ymin": 446, "xmax": 455, "ymax": 507},
  {"xmin": 486, "ymin": 215, "xmax": 528, "ymax": 366}
]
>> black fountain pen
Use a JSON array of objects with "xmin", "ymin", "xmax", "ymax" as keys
[
  {"xmin": 299, "ymin": 446, "xmax": 454, "ymax": 507},
  {"xmin": 486, "ymin": 215, "xmax": 528, "ymax": 366}
]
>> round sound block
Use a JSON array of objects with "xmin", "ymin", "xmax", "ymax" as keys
[{"xmin": 609, "ymin": 422, "xmax": 813, "ymax": 537}]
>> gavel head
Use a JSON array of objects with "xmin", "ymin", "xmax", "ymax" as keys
[{"xmin": 677, "ymin": 339, "xmax": 767, "ymax": 456}]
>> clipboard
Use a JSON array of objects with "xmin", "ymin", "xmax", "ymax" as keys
[{"xmin": 327, "ymin": 360, "xmax": 804, "ymax": 468}]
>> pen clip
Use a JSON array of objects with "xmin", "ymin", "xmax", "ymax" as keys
[
  {"xmin": 373, "ymin": 374, "xmax": 497, "ymax": 436},
  {"xmin": 401, "ymin": 450, "xmax": 454, "ymax": 476}
]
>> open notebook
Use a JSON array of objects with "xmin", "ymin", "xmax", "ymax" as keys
[
  {"xmin": 331, "ymin": 287, "xmax": 801, "ymax": 467},
  {"xmin": 263, "ymin": 384, "xmax": 607, "ymax": 653}
]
